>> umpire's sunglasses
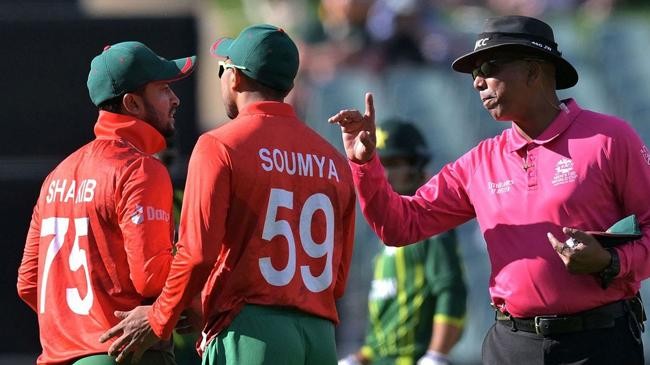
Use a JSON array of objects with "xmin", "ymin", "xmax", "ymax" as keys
[
  {"xmin": 218, "ymin": 60, "xmax": 247, "ymax": 78},
  {"xmin": 471, "ymin": 58, "xmax": 545, "ymax": 80}
]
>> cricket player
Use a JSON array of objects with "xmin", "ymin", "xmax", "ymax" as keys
[
  {"xmin": 339, "ymin": 120, "xmax": 467, "ymax": 365},
  {"xmin": 17, "ymin": 41, "xmax": 195, "ymax": 364},
  {"xmin": 100, "ymin": 24, "xmax": 356, "ymax": 365}
]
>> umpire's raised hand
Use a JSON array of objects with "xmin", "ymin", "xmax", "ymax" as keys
[{"xmin": 328, "ymin": 92, "xmax": 376, "ymax": 164}]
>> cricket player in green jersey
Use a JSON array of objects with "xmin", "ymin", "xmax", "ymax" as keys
[{"xmin": 340, "ymin": 120, "xmax": 467, "ymax": 365}]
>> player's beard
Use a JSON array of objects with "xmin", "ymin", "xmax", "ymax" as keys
[{"xmin": 143, "ymin": 99, "xmax": 176, "ymax": 138}]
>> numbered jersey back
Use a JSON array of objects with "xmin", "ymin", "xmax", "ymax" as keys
[
  {"xmin": 25, "ymin": 137, "xmax": 173, "ymax": 364},
  {"xmin": 190, "ymin": 103, "xmax": 356, "ymax": 337}
]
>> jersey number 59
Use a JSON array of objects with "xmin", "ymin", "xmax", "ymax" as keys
[{"xmin": 260, "ymin": 188, "xmax": 334, "ymax": 293}]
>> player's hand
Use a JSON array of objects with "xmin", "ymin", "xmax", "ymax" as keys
[
  {"xmin": 98, "ymin": 305, "xmax": 161, "ymax": 363},
  {"xmin": 547, "ymin": 227, "xmax": 612, "ymax": 274},
  {"xmin": 328, "ymin": 92, "xmax": 376, "ymax": 164},
  {"xmin": 417, "ymin": 350, "xmax": 450, "ymax": 365}
]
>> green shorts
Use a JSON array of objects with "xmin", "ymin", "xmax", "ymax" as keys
[
  {"xmin": 71, "ymin": 350, "xmax": 175, "ymax": 365},
  {"xmin": 202, "ymin": 304, "xmax": 336, "ymax": 365}
]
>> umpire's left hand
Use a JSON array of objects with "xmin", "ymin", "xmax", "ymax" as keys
[{"xmin": 547, "ymin": 227, "xmax": 612, "ymax": 274}]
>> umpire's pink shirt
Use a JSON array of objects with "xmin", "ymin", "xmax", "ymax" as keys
[{"xmin": 351, "ymin": 99, "xmax": 650, "ymax": 318}]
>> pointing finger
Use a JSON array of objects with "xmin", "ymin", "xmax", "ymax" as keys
[{"xmin": 364, "ymin": 92, "xmax": 374, "ymax": 122}]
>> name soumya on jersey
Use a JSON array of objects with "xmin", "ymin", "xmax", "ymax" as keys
[{"xmin": 147, "ymin": 101, "xmax": 357, "ymax": 353}]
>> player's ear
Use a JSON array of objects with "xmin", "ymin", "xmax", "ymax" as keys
[
  {"xmin": 122, "ymin": 92, "xmax": 143, "ymax": 116},
  {"xmin": 231, "ymin": 69, "xmax": 243, "ymax": 91}
]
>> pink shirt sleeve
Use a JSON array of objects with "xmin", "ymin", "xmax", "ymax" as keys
[
  {"xmin": 350, "ymin": 154, "xmax": 475, "ymax": 245},
  {"xmin": 606, "ymin": 124, "xmax": 650, "ymax": 282}
]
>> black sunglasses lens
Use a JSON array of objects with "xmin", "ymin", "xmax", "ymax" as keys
[
  {"xmin": 472, "ymin": 61, "xmax": 497, "ymax": 79},
  {"xmin": 481, "ymin": 62, "xmax": 494, "ymax": 77},
  {"xmin": 218, "ymin": 65, "xmax": 224, "ymax": 78}
]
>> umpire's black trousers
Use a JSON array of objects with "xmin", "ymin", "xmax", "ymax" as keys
[{"xmin": 482, "ymin": 314, "xmax": 644, "ymax": 365}]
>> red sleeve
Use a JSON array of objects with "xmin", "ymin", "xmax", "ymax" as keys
[
  {"xmin": 116, "ymin": 157, "xmax": 174, "ymax": 298},
  {"xmin": 149, "ymin": 135, "xmax": 231, "ymax": 339},
  {"xmin": 17, "ymin": 203, "xmax": 41, "ymax": 312},
  {"xmin": 334, "ymin": 192, "xmax": 355, "ymax": 299}
]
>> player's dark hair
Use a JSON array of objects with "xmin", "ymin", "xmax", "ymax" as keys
[
  {"xmin": 240, "ymin": 72, "xmax": 290, "ymax": 100},
  {"xmin": 97, "ymin": 86, "xmax": 146, "ymax": 112}
]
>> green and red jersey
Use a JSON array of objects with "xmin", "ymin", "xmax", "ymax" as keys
[
  {"xmin": 17, "ymin": 111, "xmax": 174, "ymax": 364},
  {"xmin": 147, "ymin": 102, "xmax": 356, "ymax": 351}
]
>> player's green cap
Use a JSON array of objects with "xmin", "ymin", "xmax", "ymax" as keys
[
  {"xmin": 211, "ymin": 24, "xmax": 299, "ymax": 92},
  {"xmin": 87, "ymin": 41, "xmax": 196, "ymax": 107},
  {"xmin": 376, "ymin": 119, "xmax": 431, "ymax": 166}
]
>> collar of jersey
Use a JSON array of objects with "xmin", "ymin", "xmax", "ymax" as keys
[
  {"xmin": 507, "ymin": 98, "xmax": 579, "ymax": 152},
  {"xmin": 93, "ymin": 111, "xmax": 166, "ymax": 155},
  {"xmin": 238, "ymin": 101, "xmax": 297, "ymax": 118}
]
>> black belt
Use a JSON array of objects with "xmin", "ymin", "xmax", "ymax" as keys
[{"xmin": 495, "ymin": 300, "xmax": 629, "ymax": 336}]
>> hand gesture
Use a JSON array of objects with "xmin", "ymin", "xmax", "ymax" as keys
[
  {"xmin": 328, "ymin": 92, "xmax": 376, "ymax": 164},
  {"xmin": 547, "ymin": 227, "xmax": 611, "ymax": 274},
  {"xmin": 99, "ymin": 305, "xmax": 160, "ymax": 363}
]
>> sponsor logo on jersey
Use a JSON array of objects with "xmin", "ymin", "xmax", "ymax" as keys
[
  {"xmin": 131, "ymin": 204, "xmax": 145, "ymax": 224},
  {"xmin": 131, "ymin": 204, "xmax": 170, "ymax": 224},
  {"xmin": 488, "ymin": 179, "xmax": 514, "ymax": 194},
  {"xmin": 551, "ymin": 158, "xmax": 578, "ymax": 186}
]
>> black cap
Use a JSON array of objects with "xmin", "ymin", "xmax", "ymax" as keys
[{"xmin": 452, "ymin": 15, "xmax": 578, "ymax": 89}]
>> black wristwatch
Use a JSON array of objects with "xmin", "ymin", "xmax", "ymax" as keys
[{"xmin": 599, "ymin": 248, "xmax": 620, "ymax": 289}]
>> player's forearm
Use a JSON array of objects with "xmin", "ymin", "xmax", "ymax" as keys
[
  {"xmin": 148, "ymin": 242, "xmax": 215, "ymax": 339},
  {"xmin": 428, "ymin": 321, "xmax": 463, "ymax": 354}
]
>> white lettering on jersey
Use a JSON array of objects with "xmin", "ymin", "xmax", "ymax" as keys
[
  {"xmin": 551, "ymin": 158, "xmax": 578, "ymax": 186},
  {"xmin": 258, "ymin": 148, "xmax": 340, "ymax": 181},
  {"xmin": 328, "ymin": 160, "xmax": 339, "ymax": 182},
  {"xmin": 488, "ymin": 179, "xmax": 514, "ymax": 194},
  {"xmin": 130, "ymin": 204, "xmax": 169, "ymax": 224},
  {"xmin": 46, "ymin": 179, "xmax": 97, "ymax": 204}
]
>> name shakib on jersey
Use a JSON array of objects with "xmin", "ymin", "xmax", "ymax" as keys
[
  {"xmin": 258, "ymin": 148, "xmax": 340, "ymax": 182},
  {"xmin": 46, "ymin": 179, "xmax": 97, "ymax": 204}
]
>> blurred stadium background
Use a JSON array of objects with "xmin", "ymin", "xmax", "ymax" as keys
[{"xmin": 3, "ymin": 0, "xmax": 650, "ymax": 364}]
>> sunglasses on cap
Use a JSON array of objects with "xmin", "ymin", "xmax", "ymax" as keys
[
  {"xmin": 471, "ymin": 58, "xmax": 546, "ymax": 80},
  {"xmin": 218, "ymin": 60, "xmax": 247, "ymax": 78}
]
